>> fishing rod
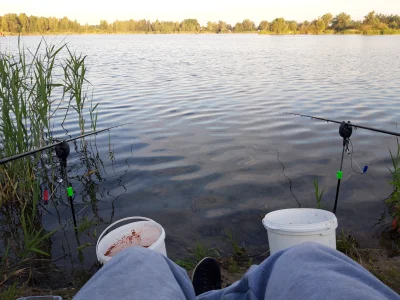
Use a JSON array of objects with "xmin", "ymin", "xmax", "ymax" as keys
[
  {"xmin": 0, "ymin": 122, "xmax": 131, "ymax": 230},
  {"xmin": 0, "ymin": 123, "xmax": 128, "ymax": 165},
  {"xmin": 284, "ymin": 112, "xmax": 400, "ymax": 138},
  {"xmin": 284, "ymin": 112, "xmax": 400, "ymax": 214}
]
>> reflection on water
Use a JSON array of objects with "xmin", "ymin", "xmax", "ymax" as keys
[{"xmin": 1, "ymin": 35, "xmax": 400, "ymax": 274}]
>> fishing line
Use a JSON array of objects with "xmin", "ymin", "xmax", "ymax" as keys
[
  {"xmin": 284, "ymin": 112, "xmax": 390, "ymax": 214},
  {"xmin": 276, "ymin": 149, "xmax": 301, "ymax": 208},
  {"xmin": 348, "ymin": 139, "xmax": 367, "ymax": 175}
]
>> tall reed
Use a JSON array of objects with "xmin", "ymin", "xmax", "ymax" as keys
[{"xmin": 0, "ymin": 37, "xmax": 98, "ymax": 286}]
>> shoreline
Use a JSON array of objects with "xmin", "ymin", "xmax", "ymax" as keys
[
  {"xmin": 2, "ymin": 231, "xmax": 399, "ymax": 299},
  {"xmin": 2, "ymin": 32, "xmax": 400, "ymax": 37}
]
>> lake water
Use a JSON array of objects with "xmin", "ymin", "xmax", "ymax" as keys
[{"xmin": 2, "ymin": 34, "xmax": 400, "ymax": 271}]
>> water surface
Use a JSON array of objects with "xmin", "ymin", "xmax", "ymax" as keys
[{"xmin": 2, "ymin": 34, "xmax": 400, "ymax": 270}]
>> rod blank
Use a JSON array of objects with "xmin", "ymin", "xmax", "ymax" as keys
[
  {"xmin": 284, "ymin": 112, "xmax": 400, "ymax": 138},
  {"xmin": 0, "ymin": 123, "xmax": 129, "ymax": 165}
]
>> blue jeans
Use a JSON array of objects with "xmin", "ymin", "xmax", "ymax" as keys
[{"xmin": 75, "ymin": 243, "xmax": 399, "ymax": 299}]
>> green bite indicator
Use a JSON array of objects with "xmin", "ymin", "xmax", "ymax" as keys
[
  {"xmin": 67, "ymin": 187, "xmax": 74, "ymax": 197},
  {"xmin": 336, "ymin": 171, "xmax": 343, "ymax": 180}
]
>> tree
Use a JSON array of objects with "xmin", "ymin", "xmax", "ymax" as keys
[
  {"xmin": 331, "ymin": 13, "xmax": 351, "ymax": 31},
  {"xmin": 152, "ymin": 20, "xmax": 161, "ymax": 32},
  {"xmin": 271, "ymin": 18, "xmax": 288, "ymax": 34},
  {"xmin": 59, "ymin": 17, "xmax": 70, "ymax": 31},
  {"xmin": 315, "ymin": 19, "xmax": 326, "ymax": 33},
  {"xmin": 321, "ymin": 13, "xmax": 333, "ymax": 28},
  {"xmin": 48, "ymin": 17, "xmax": 58, "ymax": 32},
  {"xmin": 2, "ymin": 14, "xmax": 20, "ymax": 32},
  {"xmin": 258, "ymin": 20, "xmax": 269, "ymax": 31},
  {"xmin": 206, "ymin": 21, "xmax": 218, "ymax": 33},
  {"xmin": 349, "ymin": 20, "xmax": 362, "ymax": 30},
  {"xmin": 180, "ymin": 19, "xmax": 200, "ymax": 32},
  {"xmin": 1, "ymin": 11, "xmax": 399, "ymax": 35},
  {"xmin": 298, "ymin": 21, "xmax": 310, "ymax": 34},
  {"xmin": 18, "ymin": 13, "xmax": 29, "ymax": 32},
  {"xmin": 364, "ymin": 11, "xmax": 379, "ymax": 29},
  {"xmin": 233, "ymin": 22, "xmax": 243, "ymax": 33},
  {"xmin": 35, "ymin": 17, "xmax": 49, "ymax": 32},
  {"xmin": 217, "ymin": 21, "xmax": 227, "ymax": 33},
  {"xmin": 1, "ymin": 15, "xmax": 8, "ymax": 32},
  {"xmin": 241, "ymin": 19, "xmax": 255, "ymax": 31},
  {"xmin": 389, "ymin": 21, "xmax": 398, "ymax": 29},
  {"xmin": 99, "ymin": 20, "xmax": 108, "ymax": 31},
  {"xmin": 29, "ymin": 15, "xmax": 37, "ymax": 32},
  {"xmin": 287, "ymin": 21, "xmax": 297, "ymax": 32}
]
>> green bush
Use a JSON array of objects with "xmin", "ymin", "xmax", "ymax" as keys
[
  {"xmin": 386, "ymin": 143, "xmax": 400, "ymax": 232},
  {"xmin": 258, "ymin": 30, "xmax": 272, "ymax": 35},
  {"xmin": 381, "ymin": 29, "xmax": 400, "ymax": 35},
  {"xmin": 337, "ymin": 29, "xmax": 362, "ymax": 35}
]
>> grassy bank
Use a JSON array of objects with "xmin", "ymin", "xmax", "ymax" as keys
[
  {"xmin": 174, "ymin": 231, "xmax": 400, "ymax": 294},
  {"xmin": 2, "ymin": 230, "xmax": 399, "ymax": 299}
]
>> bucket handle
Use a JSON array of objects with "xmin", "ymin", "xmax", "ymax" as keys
[{"xmin": 96, "ymin": 216, "xmax": 155, "ymax": 256}]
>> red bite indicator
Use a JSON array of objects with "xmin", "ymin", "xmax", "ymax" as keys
[{"xmin": 43, "ymin": 189, "xmax": 49, "ymax": 205}]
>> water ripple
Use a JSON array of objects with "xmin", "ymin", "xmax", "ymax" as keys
[{"xmin": 7, "ymin": 34, "xmax": 400, "ymax": 263}]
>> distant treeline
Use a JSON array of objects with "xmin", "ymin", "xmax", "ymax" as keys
[{"xmin": 1, "ymin": 11, "xmax": 400, "ymax": 35}]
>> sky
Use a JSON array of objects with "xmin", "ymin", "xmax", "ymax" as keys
[{"xmin": 3, "ymin": 0, "xmax": 400, "ymax": 26}]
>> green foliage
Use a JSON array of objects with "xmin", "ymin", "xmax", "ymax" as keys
[
  {"xmin": 0, "ymin": 282, "xmax": 19, "ymax": 300},
  {"xmin": 20, "ymin": 185, "xmax": 58, "ymax": 257},
  {"xmin": 233, "ymin": 22, "xmax": 244, "ymax": 33},
  {"xmin": 258, "ymin": 20, "xmax": 270, "ymax": 31},
  {"xmin": 385, "ymin": 142, "xmax": 400, "ymax": 231},
  {"xmin": 338, "ymin": 29, "xmax": 362, "ymax": 35},
  {"xmin": 321, "ymin": 13, "xmax": 333, "ymax": 28},
  {"xmin": 205, "ymin": 21, "xmax": 218, "ymax": 33},
  {"xmin": 175, "ymin": 259, "xmax": 196, "ymax": 270},
  {"xmin": 381, "ymin": 29, "xmax": 400, "ymax": 35},
  {"xmin": 225, "ymin": 230, "xmax": 246, "ymax": 257},
  {"xmin": 203, "ymin": 21, "xmax": 232, "ymax": 33},
  {"xmin": 173, "ymin": 243, "xmax": 219, "ymax": 271},
  {"xmin": 336, "ymin": 230, "xmax": 360, "ymax": 261},
  {"xmin": 313, "ymin": 179, "xmax": 325, "ymax": 209},
  {"xmin": 332, "ymin": 12, "xmax": 352, "ymax": 31},
  {"xmin": 315, "ymin": 19, "xmax": 326, "ymax": 34},
  {"xmin": 241, "ymin": 19, "xmax": 256, "ymax": 32},
  {"xmin": 76, "ymin": 216, "xmax": 98, "ymax": 243},
  {"xmin": 0, "ymin": 39, "xmax": 98, "ymax": 286},
  {"xmin": 287, "ymin": 21, "xmax": 298, "ymax": 33},
  {"xmin": 364, "ymin": 11, "xmax": 380, "ymax": 28},
  {"xmin": 0, "ymin": 181, "xmax": 57, "ymax": 285},
  {"xmin": 217, "ymin": 21, "xmax": 229, "ymax": 33},
  {"xmin": 180, "ymin": 19, "xmax": 200, "ymax": 32},
  {"xmin": 1, "ymin": 12, "xmax": 400, "ymax": 35},
  {"xmin": 193, "ymin": 243, "xmax": 219, "ymax": 261},
  {"xmin": 226, "ymin": 256, "xmax": 240, "ymax": 273},
  {"xmin": 270, "ymin": 18, "xmax": 289, "ymax": 34}
]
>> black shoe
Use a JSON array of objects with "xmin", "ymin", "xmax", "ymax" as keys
[{"xmin": 192, "ymin": 257, "xmax": 222, "ymax": 296}]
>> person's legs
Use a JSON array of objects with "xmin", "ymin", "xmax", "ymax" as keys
[
  {"xmin": 74, "ymin": 246, "xmax": 196, "ymax": 300},
  {"xmin": 198, "ymin": 242, "xmax": 399, "ymax": 300},
  {"xmin": 75, "ymin": 243, "xmax": 399, "ymax": 300}
]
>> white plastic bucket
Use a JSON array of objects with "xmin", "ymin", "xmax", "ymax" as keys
[
  {"xmin": 262, "ymin": 208, "xmax": 338, "ymax": 255},
  {"xmin": 96, "ymin": 216, "xmax": 167, "ymax": 264}
]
